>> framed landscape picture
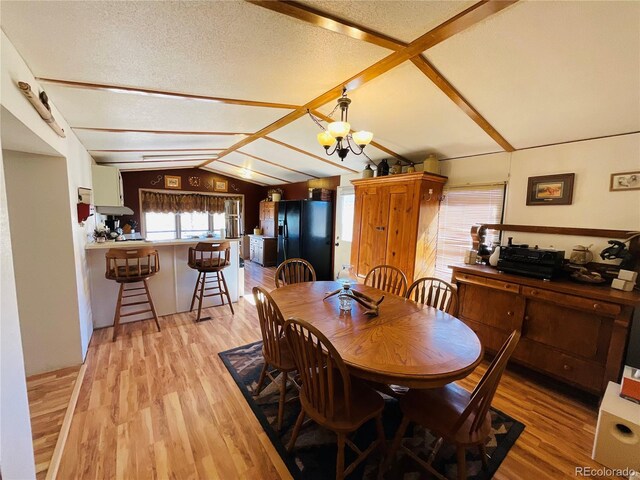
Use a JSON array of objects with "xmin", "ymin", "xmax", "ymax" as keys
[
  {"xmin": 214, "ymin": 180, "xmax": 228, "ymax": 192},
  {"xmin": 164, "ymin": 175, "xmax": 181, "ymax": 189},
  {"xmin": 526, "ymin": 173, "xmax": 575, "ymax": 206},
  {"xmin": 610, "ymin": 171, "xmax": 640, "ymax": 191}
]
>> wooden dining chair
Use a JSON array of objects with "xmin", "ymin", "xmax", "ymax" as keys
[
  {"xmin": 406, "ymin": 277, "xmax": 458, "ymax": 315},
  {"xmin": 284, "ymin": 318, "xmax": 386, "ymax": 480},
  {"xmin": 252, "ymin": 286, "xmax": 298, "ymax": 431},
  {"xmin": 274, "ymin": 258, "xmax": 316, "ymax": 288},
  {"xmin": 380, "ymin": 330, "xmax": 521, "ymax": 480},
  {"xmin": 364, "ymin": 265, "xmax": 408, "ymax": 296}
]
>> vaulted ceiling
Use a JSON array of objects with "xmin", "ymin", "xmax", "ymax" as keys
[{"xmin": 1, "ymin": 1, "xmax": 638, "ymax": 185}]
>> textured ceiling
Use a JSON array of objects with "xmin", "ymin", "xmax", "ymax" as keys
[
  {"xmin": 1, "ymin": 1, "xmax": 638, "ymax": 183},
  {"xmin": 0, "ymin": 1, "xmax": 387, "ymax": 104},
  {"xmin": 425, "ymin": 0, "xmax": 640, "ymax": 148},
  {"xmin": 319, "ymin": 62, "xmax": 503, "ymax": 161}
]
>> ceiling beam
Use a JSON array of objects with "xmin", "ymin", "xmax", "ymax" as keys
[
  {"xmin": 89, "ymin": 148, "xmax": 226, "ymax": 153},
  {"xmin": 310, "ymin": 110, "xmax": 412, "ymax": 165},
  {"xmin": 246, "ymin": 1, "xmax": 403, "ymax": 51},
  {"xmin": 252, "ymin": 0, "xmax": 515, "ymax": 152},
  {"xmin": 215, "ymin": 159, "xmax": 290, "ymax": 184},
  {"xmin": 202, "ymin": 1, "xmax": 516, "ymax": 168},
  {"xmin": 200, "ymin": 166, "xmax": 268, "ymax": 186},
  {"xmin": 36, "ymin": 77, "xmax": 299, "ymax": 110},
  {"xmin": 410, "ymin": 57, "xmax": 514, "ymax": 152},
  {"xmin": 235, "ymin": 150, "xmax": 319, "ymax": 179},
  {"xmin": 98, "ymin": 159, "xmax": 207, "ymax": 164},
  {"xmin": 263, "ymin": 136, "xmax": 358, "ymax": 173},
  {"xmin": 74, "ymin": 127, "xmax": 250, "ymax": 136}
]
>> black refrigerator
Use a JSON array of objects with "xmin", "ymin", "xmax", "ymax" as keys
[{"xmin": 277, "ymin": 200, "xmax": 333, "ymax": 281}]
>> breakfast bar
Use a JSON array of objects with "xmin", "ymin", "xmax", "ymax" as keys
[{"xmin": 86, "ymin": 238, "xmax": 241, "ymax": 328}]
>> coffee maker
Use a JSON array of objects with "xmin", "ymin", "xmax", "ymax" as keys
[{"xmin": 104, "ymin": 215, "xmax": 120, "ymax": 232}]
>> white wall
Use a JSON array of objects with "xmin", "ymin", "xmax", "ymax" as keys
[
  {"xmin": 4, "ymin": 151, "xmax": 84, "ymax": 375},
  {"xmin": 440, "ymin": 134, "xmax": 640, "ymax": 254},
  {"xmin": 0, "ymin": 148, "xmax": 37, "ymax": 480},
  {"xmin": 1, "ymin": 31, "xmax": 95, "ymax": 357}
]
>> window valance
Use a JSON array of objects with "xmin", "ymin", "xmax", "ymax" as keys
[{"xmin": 141, "ymin": 191, "xmax": 241, "ymax": 214}]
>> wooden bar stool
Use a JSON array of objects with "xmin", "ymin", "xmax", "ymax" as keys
[
  {"xmin": 188, "ymin": 242, "xmax": 234, "ymax": 321},
  {"xmin": 105, "ymin": 247, "xmax": 161, "ymax": 341}
]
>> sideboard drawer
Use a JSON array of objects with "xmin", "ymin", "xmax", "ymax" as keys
[
  {"xmin": 455, "ymin": 273, "xmax": 520, "ymax": 294},
  {"xmin": 522, "ymin": 286, "xmax": 620, "ymax": 317}
]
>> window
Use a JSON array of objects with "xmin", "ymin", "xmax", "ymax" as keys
[
  {"xmin": 339, "ymin": 193, "xmax": 355, "ymax": 242},
  {"xmin": 435, "ymin": 184, "xmax": 506, "ymax": 280},
  {"xmin": 144, "ymin": 211, "xmax": 229, "ymax": 239},
  {"xmin": 145, "ymin": 212, "xmax": 178, "ymax": 240},
  {"xmin": 179, "ymin": 211, "xmax": 209, "ymax": 239}
]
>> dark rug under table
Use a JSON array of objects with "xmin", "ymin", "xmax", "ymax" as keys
[{"xmin": 219, "ymin": 341, "xmax": 524, "ymax": 479}]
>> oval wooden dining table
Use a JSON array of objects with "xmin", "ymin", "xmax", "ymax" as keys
[{"xmin": 269, "ymin": 281, "xmax": 483, "ymax": 389}]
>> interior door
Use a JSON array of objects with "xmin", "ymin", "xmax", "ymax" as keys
[{"xmin": 333, "ymin": 186, "xmax": 355, "ymax": 278}]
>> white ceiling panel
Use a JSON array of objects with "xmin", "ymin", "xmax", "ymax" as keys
[
  {"xmin": 42, "ymin": 85, "xmax": 291, "ymax": 132},
  {"xmin": 106, "ymin": 161, "xmax": 202, "ymax": 171},
  {"xmin": 239, "ymin": 138, "xmax": 355, "ymax": 178},
  {"xmin": 0, "ymin": 1, "xmax": 388, "ymax": 105},
  {"xmin": 74, "ymin": 130, "xmax": 245, "ymax": 151},
  {"xmin": 425, "ymin": 1, "xmax": 640, "ymax": 149},
  {"xmin": 268, "ymin": 117, "xmax": 391, "ymax": 171},
  {"xmin": 319, "ymin": 62, "xmax": 503, "ymax": 162},
  {"xmin": 202, "ymin": 163, "xmax": 276, "ymax": 186},
  {"xmin": 222, "ymin": 152, "xmax": 312, "ymax": 184},
  {"xmin": 91, "ymin": 150, "xmax": 220, "ymax": 164},
  {"xmin": 297, "ymin": 1, "xmax": 476, "ymax": 44}
]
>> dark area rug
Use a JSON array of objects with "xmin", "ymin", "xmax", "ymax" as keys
[{"xmin": 219, "ymin": 341, "xmax": 525, "ymax": 479}]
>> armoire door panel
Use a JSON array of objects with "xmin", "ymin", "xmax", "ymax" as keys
[
  {"xmin": 355, "ymin": 187, "xmax": 388, "ymax": 277},
  {"xmin": 384, "ymin": 184, "xmax": 417, "ymax": 279}
]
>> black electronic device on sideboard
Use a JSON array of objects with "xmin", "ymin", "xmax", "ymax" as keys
[{"xmin": 497, "ymin": 243, "xmax": 565, "ymax": 281}]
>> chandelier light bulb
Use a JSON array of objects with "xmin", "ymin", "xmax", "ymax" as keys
[
  {"xmin": 352, "ymin": 130, "xmax": 373, "ymax": 147},
  {"xmin": 328, "ymin": 121, "xmax": 351, "ymax": 140},
  {"xmin": 317, "ymin": 131, "xmax": 336, "ymax": 148}
]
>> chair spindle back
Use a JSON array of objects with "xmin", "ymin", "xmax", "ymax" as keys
[
  {"xmin": 253, "ymin": 286, "xmax": 287, "ymax": 367},
  {"xmin": 275, "ymin": 258, "xmax": 316, "ymax": 288},
  {"xmin": 105, "ymin": 247, "xmax": 160, "ymax": 280},
  {"xmin": 364, "ymin": 265, "xmax": 408, "ymax": 296},
  {"xmin": 406, "ymin": 277, "xmax": 458, "ymax": 314},
  {"xmin": 188, "ymin": 242, "xmax": 231, "ymax": 270},
  {"xmin": 284, "ymin": 318, "xmax": 352, "ymax": 420}
]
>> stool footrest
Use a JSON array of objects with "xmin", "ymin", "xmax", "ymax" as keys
[
  {"xmin": 121, "ymin": 300, "xmax": 150, "ymax": 307},
  {"xmin": 121, "ymin": 309, "xmax": 153, "ymax": 317}
]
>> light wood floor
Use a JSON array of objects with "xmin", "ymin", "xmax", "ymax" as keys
[
  {"xmin": 44, "ymin": 261, "xmax": 618, "ymax": 479},
  {"xmin": 27, "ymin": 365, "xmax": 82, "ymax": 479}
]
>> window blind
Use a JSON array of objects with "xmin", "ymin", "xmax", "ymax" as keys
[{"xmin": 435, "ymin": 184, "xmax": 506, "ymax": 281}]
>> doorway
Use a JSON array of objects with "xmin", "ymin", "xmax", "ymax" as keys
[{"xmin": 333, "ymin": 186, "xmax": 355, "ymax": 277}]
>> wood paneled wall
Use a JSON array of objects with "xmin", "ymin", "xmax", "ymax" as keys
[{"xmin": 120, "ymin": 168, "xmax": 267, "ymax": 233}]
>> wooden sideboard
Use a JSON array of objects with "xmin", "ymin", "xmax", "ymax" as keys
[
  {"xmin": 350, "ymin": 172, "xmax": 447, "ymax": 282},
  {"xmin": 249, "ymin": 235, "xmax": 277, "ymax": 267},
  {"xmin": 451, "ymin": 264, "xmax": 640, "ymax": 394}
]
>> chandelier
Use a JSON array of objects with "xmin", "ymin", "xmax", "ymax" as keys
[{"xmin": 309, "ymin": 88, "xmax": 373, "ymax": 161}]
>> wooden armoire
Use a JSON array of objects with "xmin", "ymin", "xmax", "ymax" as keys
[{"xmin": 350, "ymin": 172, "xmax": 447, "ymax": 282}]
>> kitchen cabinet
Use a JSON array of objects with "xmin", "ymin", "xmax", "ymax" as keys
[
  {"xmin": 259, "ymin": 201, "xmax": 278, "ymax": 238},
  {"xmin": 92, "ymin": 165, "xmax": 123, "ymax": 206},
  {"xmin": 249, "ymin": 235, "xmax": 277, "ymax": 267},
  {"xmin": 451, "ymin": 265, "xmax": 640, "ymax": 394},
  {"xmin": 350, "ymin": 172, "xmax": 447, "ymax": 282}
]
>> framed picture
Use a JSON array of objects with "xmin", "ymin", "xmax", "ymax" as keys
[
  {"xmin": 164, "ymin": 175, "xmax": 181, "ymax": 189},
  {"xmin": 526, "ymin": 173, "xmax": 575, "ymax": 206},
  {"xmin": 610, "ymin": 171, "xmax": 640, "ymax": 192},
  {"xmin": 214, "ymin": 180, "xmax": 228, "ymax": 192}
]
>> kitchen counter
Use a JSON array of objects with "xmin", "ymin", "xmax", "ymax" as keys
[
  {"xmin": 86, "ymin": 237, "xmax": 241, "ymax": 328},
  {"xmin": 85, "ymin": 237, "xmax": 240, "ymax": 250}
]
